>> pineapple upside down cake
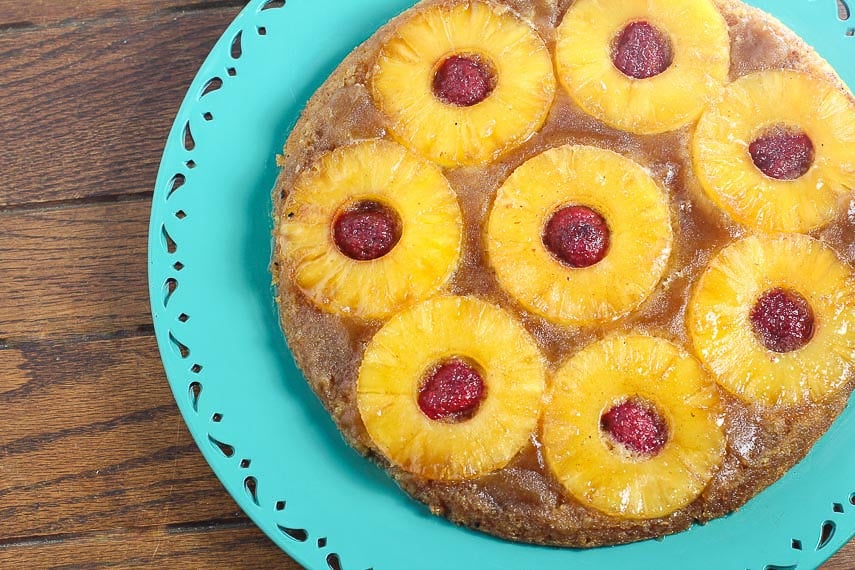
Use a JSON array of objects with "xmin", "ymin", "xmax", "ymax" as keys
[{"xmin": 272, "ymin": 0, "xmax": 855, "ymax": 546}]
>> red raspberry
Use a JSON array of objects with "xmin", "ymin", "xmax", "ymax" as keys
[
  {"xmin": 433, "ymin": 55, "xmax": 495, "ymax": 107},
  {"xmin": 333, "ymin": 202, "xmax": 400, "ymax": 261},
  {"xmin": 750, "ymin": 288, "xmax": 815, "ymax": 353},
  {"xmin": 612, "ymin": 21, "xmax": 672, "ymax": 80},
  {"xmin": 418, "ymin": 359, "xmax": 485, "ymax": 422},
  {"xmin": 601, "ymin": 399, "xmax": 668, "ymax": 456},
  {"xmin": 749, "ymin": 129, "xmax": 815, "ymax": 180},
  {"xmin": 544, "ymin": 206, "xmax": 610, "ymax": 268}
]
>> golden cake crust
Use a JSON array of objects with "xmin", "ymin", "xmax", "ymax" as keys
[{"xmin": 272, "ymin": 0, "xmax": 855, "ymax": 547}]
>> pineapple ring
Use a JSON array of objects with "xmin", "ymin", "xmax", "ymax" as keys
[
  {"xmin": 357, "ymin": 296, "xmax": 546, "ymax": 480},
  {"xmin": 278, "ymin": 140, "xmax": 463, "ymax": 319},
  {"xmin": 555, "ymin": 0, "xmax": 730, "ymax": 135},
  {"xmin": 693, "ymin": 70, "xmax": 855, "ymax": 233},
  {"xmin": 371, "ymin": 0, "xmax": 556, "ymax": 167},
  {"xmin": 487, "ymin": 145, "xmax": 673, "ymax": 326},
  {"xmin": 542, "ymin": 334, "xmax": 726, "ymax": 520},
  {"xmin": 688, "ymin": 234, "xmax": 855, "ymax": 407}
]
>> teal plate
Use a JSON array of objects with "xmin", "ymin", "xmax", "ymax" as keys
[{"xmin": 148, "ymin": 1, "xmax": 855, "ymax": 568}]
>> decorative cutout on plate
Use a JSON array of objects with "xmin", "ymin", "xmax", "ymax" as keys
[
  {"xmin": 189, "ymin": 382, "xmax": 202, "ymax": 412},
  {"xmin": 166, "ymin": 173, "xmax": 185, "ymax": 199},
  {"xmin": 278, "ymin": 525, "xmax": 309, "ymax": 542},
  {"xmin": 791, "ymin": 539, "xmax": 802, "ymax": 550},
  {"xmin": 183, "ymin": 121, "xmax": 195, "ymax": 151},
  {"xmin": 163, "ymin": 278, "xmax": 178, "ymax": 308},
  {"xmin": 231, "ymin": 31, "xmax": 243, "ymax": 59},
  {"xmin": 261, "ymin": 0, "xmax": 286, "ymax": 10},
  {"xmin": 817, "ymin": 520, "xmax": 836, "ymax": 550},
  {"xmin": 200, "ymin": 77, "xmax": 223, "ymax": 98},
  {"xmin": 209, "ymin": 435, "xmax": 235, "ymax": 458},
  {"xmin": 168, "ymin": 331, "xmax": 189, "ymax": 359},
  {"xmin": 161, "ymin": 225, "xmax": 177, "ymax": 253},
  {"xmin": 326, "ymin": 553, "xmax": 342, "ymax": 570},
  {"xmin": 245, "ymin": 476, "xmax": 260, "ymax": 506}
]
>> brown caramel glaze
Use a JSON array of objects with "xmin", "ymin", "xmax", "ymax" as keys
[{"xmin": 272, "ymin": 0, "xmax": 855, "ymax": 547}]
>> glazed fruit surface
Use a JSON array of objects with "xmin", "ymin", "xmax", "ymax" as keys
[{"xmin": 273, "ymin": 0, "xmax": 855, "ymax": 547}]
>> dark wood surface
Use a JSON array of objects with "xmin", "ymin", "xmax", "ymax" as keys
[{"xmin": 0, "ymin": 1, "xmax": 851, "ymax": 568}]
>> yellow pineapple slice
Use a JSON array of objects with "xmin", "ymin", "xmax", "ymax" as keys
[
  {"xmin": 555, "ymin": 0, "xmax": 729, "ymax": 134},
  {"xmin": 693, "ymin": 70, "xmax": 855, "ymax": 233},
  {"xmin": 688, "ymin": 234, "xmax": 855, "ymax": 406},
  {"xmin": 278, "ymin": 140, "xmax": 462, "ymax": 319},
  {"xmin": 542, "ymin": 334, "xmax": 725, "ymax": 519},
  {"xmin": 371, "ymin": 0, "xmax": 555, "ymax": 167},
  {"xmin": 486, "ymin": 145, "xmax": 673, "ymax": 326},
  {"xmin": 357, "ymin": 296, "xmax": 546, "ymax": 480}
]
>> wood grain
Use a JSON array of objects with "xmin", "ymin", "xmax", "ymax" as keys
[
  {"xmin": 0, "ymin": 0, "xmax": 247, "ymax": 30},
  {"xmin": 826, "ymin": 543, "xmax": 855, "ymax": 570},
  {"xmin": 0, "ymin": 335, "xmax": 246, "ymax": 539},
  {"xmin": 0, "ymin": 199, "xmax": 151, "ymax": 341},
  {"xmin": 0, "ymin": 523, "xmax": 296, "ymax": 568},
  {"xmin": 0, "ymin": 8, "xmax": 240, "ymax": 208}
]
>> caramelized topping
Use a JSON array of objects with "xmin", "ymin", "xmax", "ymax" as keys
[
  {"xmin": 612, "ymin": 21, "xmax": 673, "ymax": 79},
  {"xmin": 750, "ymin": 288, "xmax": 815, "ymax": 353},
  {"xmin": 333, "ymin": 201, "xmax": 401, "ymax": 261},
  {"xmin": 544, "ymin": 206, "xmax": 611, "ymax": 268}
]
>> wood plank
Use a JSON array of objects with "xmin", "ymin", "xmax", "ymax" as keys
[
  {"xmin": 0, "ymin": 8, "xmax": 241, "ymax": 207},
  {"xmin": 0, "ymin": 335, "xmax": 248, "ymax": 539},
  {"xmin": 0, "ymin": 523, "xmax": 846, "ymax": 570},
  {"xmin": 0, "ymin": 524, "xmax": 297, "ymax": 569},
  {"xmin": 826, "ymin": 542, "xmax": 855, "ymax": 570},
  {"xmin": 0, "ymin": 0, "xmax": 247, "ymax": 31},
  {"xmin": 0, "ymin": 199, "xmax": 150, "ymax": 341}
]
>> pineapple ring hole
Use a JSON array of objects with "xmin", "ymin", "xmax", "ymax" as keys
[
  {"xmin": 417, "ymin": 357, "xmax": 486, "ymax": 423},
  {"xmin": 543, "ymin": 205, "xmax": 611, "ymax": 268},
  {"xmin": 432, "ymin": 54, "xmax": 497, "ymax": 107},
  {"xmin": 600, "ymin": 397, "xmax": 669, "ymax": 457},
  {"xmin": 611, "ymin": 21, "xmax": 673, "ymax": 80},
  {"xmin": 749, "ymin": 125, "xmax": 816, "ymax": 181},
  {"xmin": 332, "ymin": 200, "xmax": 402, "ymax": 261},
  {"xmin": 750, "ymin": 287, "xmax": 816, "ymax": 353}
]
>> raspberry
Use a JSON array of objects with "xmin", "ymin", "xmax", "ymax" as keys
[
  {"xmin": 750, "ymin": 288, "xmax": 815, "ymax": 353},
  {"xmin": 418, "ymin": 359, "xmax": 485, "ymax": 422},
  {"xmin": 612, "ymin": 21, "xmax": 672, "ymax": 80},
  {"xmin": 432, "ymin": 55, "xmax": 495, "ymax": 107},
  {"xmin": 543, "ymin": 206, "xmax": 610, "ymax": 268},
  {"xmin": 333, "ymin": 201, "xmax": 401, "ymax": 261},
  {"xmin": 749, "ymin": 128, "xmax": 815, "ymax": 180},
  {"xmin": 601, "ymin": 399, "xmax": 668, "ymax": 456}
]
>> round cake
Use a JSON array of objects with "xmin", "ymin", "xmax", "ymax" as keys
[{"xmin": 272, "ymin": 0, "xmax": 855, "ymax": 547}]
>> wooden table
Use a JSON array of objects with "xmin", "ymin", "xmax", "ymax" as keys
[{"xmin": 0, "ymin": 1, "xmax": 851, "ymax": 568}]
